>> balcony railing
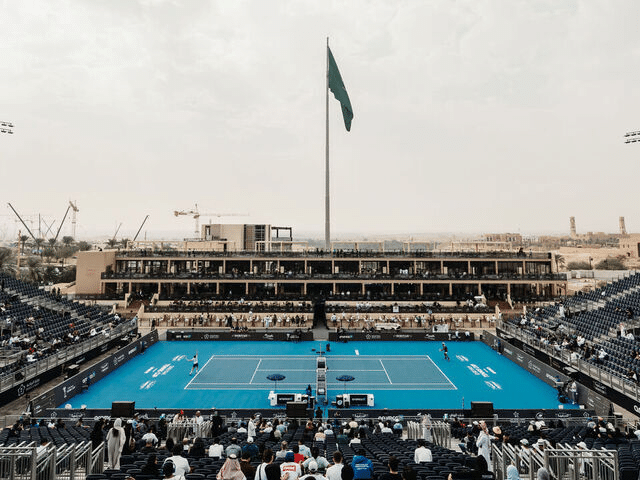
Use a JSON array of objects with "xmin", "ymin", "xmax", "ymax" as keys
[
  {"xmin": 102, "ymin": 271, "xmax": 566, "ymax": 281},
  {"xmin": 115, "ymin": 249, "xmax": 553, "ymax": 260}
]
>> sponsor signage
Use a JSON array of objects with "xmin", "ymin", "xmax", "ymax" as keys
[
  {"xmin": 166, "ymin": 330, "xmax": 314, "ymax": 342},
  {"xmin": 328, "ymin": 331, "xmax": 474, "ymax": 342},
  {"xmin": 41, "ymin": 406, "xmax": 594, "ymax": 422}
]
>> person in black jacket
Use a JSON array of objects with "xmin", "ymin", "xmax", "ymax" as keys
[
  {"xmin": 189, "ymin": 437, "xmax": 206, "ymax": 458},
  {"xmin": 90, "ymin": 419, "xmax": 105, "ymax": 450},
  {"xmin": 141, "ymin": 454, "xmax": 160, "ymax": 477}
]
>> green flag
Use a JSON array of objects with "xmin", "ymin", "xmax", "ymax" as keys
[{"xmin": 327, "ymin": 46, "xmax": 353, "ymax": 131}]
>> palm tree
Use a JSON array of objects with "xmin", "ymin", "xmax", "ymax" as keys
[
  {"xmin": 34, "ymin": 238, "xmax": 45, "ymax": 257},
  {"xmin": 25, "ymin": 256, "xmax": 43, "ymax": 284},
  {"xmin": 61, "ymin": 236, "xmax": 74, "ymax": 247},
  {"xmin": 106, "ymin": 239, "xmax": 118, "ymax": 249},
  {"xmin": 554, "ymin": 253, "xmax": 566, "ymax": 273},
  {"xmin": 19, "ymin": 235, "xmax": 29, "ymax": 255},
  {"xmin": 0, "ymin": 247, "xmax": 16, "ymax": 275}
]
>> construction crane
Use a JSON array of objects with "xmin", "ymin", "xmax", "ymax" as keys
[
  {"xmin": 132, "ymin": 215, "xmax": 149, "ymax": 242},
  {"xmin": 174, "ymin": 204, "xmax": 249, "ymax": 236},
  {"xmin": 69, "ymin": 201, "xmax": 79, "ymax": 239},
  {"xmin": 111, "ymin": 223, "xmax": 123, "ymax": 245}
]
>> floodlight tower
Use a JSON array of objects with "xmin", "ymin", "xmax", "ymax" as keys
[
  {"xmin": 624, "ymin": 130, "xmax": 640, "ymax": 143},
  {"xmin": 0, "ymin": 121, "xmax": 14, "ymax": 135}
]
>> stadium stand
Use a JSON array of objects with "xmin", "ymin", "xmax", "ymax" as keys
[
  {"xmin": 2, "ymin": 413, "xmax": 637, "ymax": 480},
  {"xmin": 0, "ymin": 273, "xmax": 133, "ymax": 404},
  {"xmin": 504, "ymin": 272, "xmax": 640, "ymax": 384}
]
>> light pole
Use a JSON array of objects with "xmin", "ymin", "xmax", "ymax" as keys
[{"xmin": 0, "ymin": 121, "xmax": 14, "ymax": 135}]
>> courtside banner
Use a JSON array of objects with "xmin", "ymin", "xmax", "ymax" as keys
[
  {"xmin": 41, "ymin": 406, "xmax": 593, "ymax": 422},
  {"xmin": 328, "ymin": 331, "xmax": 475, "ymax": 342},
  {"xmin": 166, "ymin": 329, "xmax": 314, "ymax": 341}
]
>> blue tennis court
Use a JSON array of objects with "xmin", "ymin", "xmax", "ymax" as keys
[
  {"xmin": 185, "ymin": 355, "xmax": 454, "ymax": 390},
  {"xmin": 61, "ymin": 340, "xmax": 577, "ymax": 411}
]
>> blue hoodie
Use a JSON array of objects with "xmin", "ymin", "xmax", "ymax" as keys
[{"xmin": 352, "ymin": 455, "xmax": 374, "ymax": 480}]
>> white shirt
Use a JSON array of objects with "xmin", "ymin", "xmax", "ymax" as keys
[
  {"xmin": 414, "ymin": 446, "xmax": 432, "ymax": 463},
  {"xmin": 301, "ymin": 475, "xmax": 327, "ymax": 480},
  {"xmin": 166, "ymin": 455, "xmax": 190, "ymax": 476},
  {"xmin": 209, "ymin": 444, "xmax": 224, "ymax": 458},
  {"xmin": 247, "ymin": 420, "xmax": 257, "ymax": 438},
  {"xmin": 280, "ymin": 462, "xmax": 302, "ymax": 480},
  {"xmin": 326, "ymin": 464, "xmax": 344, "ymax": 480},
  {"xmin": 141, "ymin": 432, "xmax": 158, "ymax": 445},
  {"xmin": 299, "ymin": 444, "xmax": 311, "ymax": 458}
]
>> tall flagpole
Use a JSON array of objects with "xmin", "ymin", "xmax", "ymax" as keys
[{"xmin": 325, "ymin": 37, "xmax": 331, "ymax": 251}]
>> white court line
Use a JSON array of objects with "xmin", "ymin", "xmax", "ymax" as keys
[
  {"xmin": 249, "ymin": 358, "xmax": 262, "ymax": 384},
  {"xmin": 254, "ymin": 369, "xmax": 316, "ymax": 372},
  {"xmin": 379, "ymin": 359, "xmax": 392, "ymax": 384},
  {"xmin": 187, "ymin": 382, "xmax": 454, "ymax": 387},
  {"xmin": 254, "ymin": 369, "xmax": 388, "ymax": 373},
  {"xmin": 186, "ymin": 383, "xmax": 455, "ymax": 390},
  {"xmin": 184, "ymin": 355, "xmax": 215, "ymax": 389},
  {"xmin": 425, "ymin": 355, "xmax": 458, "ymax": 390},
  {"xmin": 205, "ymin": 354, "xmax": 424, "ymax": 359}
]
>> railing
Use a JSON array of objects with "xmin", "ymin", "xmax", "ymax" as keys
[
  {"xmin": 405, "ymin": 420, "xmax": 451, "ymax": 448},
  {"xmin": 89, "ymin": 443, "xmax": 105, "ymax": 474},
  {"xmin": 54, "ymin": 444, "xmax": 74, "ymax": 480},
  {"xmin": 0, "ymin": 321, "xmax": 137, "ymax": 396},
  {"xmin": 101, "ymin": 271, "xmax": 565, "ymax": 281},
  {"xmin": 0, "ymin": 444, "xmax": 55, "ymax": 480},
  {"xmin": 492, "ymin": 443, "xmax": 619, "ymax": 480},
  {"xmin": 546, "ymin": 445, "xmax": 618, "ymax": 480},
  {"xmin": 166, "ymin": 421, "xmax": 213, "ymax": 443},
  {"xmin": 0, "ymin": 438, "xmax": 102, "ymax": 479},
  {"xmin": 498, "ymin": 319, "xmax": 640, "ymax": 404},
  {"xmin": 430, "ymin": 421, "xmax": 451, "ymax": 448},
  {"xmin": 116, "ymin": 249, "xmax": 554, "ymax": 259}
]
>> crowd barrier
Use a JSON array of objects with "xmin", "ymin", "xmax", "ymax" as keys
[
  {"xmin": 166, "ymin": 420, "xmax": 212, "ymax": 442},
  {"xmin": 492, "ymin": 442, "xmax": 619, "ymax": 480},
  {"xmin": 0, "ymin": 441, "xmax": 101, "ymax": 480}
]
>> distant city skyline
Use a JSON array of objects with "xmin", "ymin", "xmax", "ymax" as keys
[{"xmin": 2, "ymin": 1, "xmax": 639, "ymax": 241}]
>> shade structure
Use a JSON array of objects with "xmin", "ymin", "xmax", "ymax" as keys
[
  {"xmin": 267, "ymin": 374, "xmax": 286, "ymax": 391},
  {"xmin": 336, "ymin": 375, "xmax": 355, "ymax": 393}
]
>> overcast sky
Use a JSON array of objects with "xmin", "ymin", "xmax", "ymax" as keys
[{"xmin": 1, "ymin": 0, "xmax": 639, "ymax": 241}]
